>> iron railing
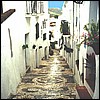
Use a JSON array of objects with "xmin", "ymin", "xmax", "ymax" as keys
[{"xmin": 26, "ymin": 1, "xmax": 44, "ymax": 14}]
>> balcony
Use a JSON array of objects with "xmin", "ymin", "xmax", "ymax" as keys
[{"xmin": 25, "ymin": 1, "xmax": 44, "ymax": 17}]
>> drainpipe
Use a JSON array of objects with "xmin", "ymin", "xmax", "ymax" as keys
[
  {"xmin": 72, "ymin": 1, "xmax": 75, "ymax": 74},
  {"xmin": 76, "ymin": 2, "xmax": 80, "ymax": 66}
]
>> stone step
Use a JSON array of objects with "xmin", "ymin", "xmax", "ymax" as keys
[{"xmin": 76, "ymin": 86, "xmax": 92, "ymax": 99}]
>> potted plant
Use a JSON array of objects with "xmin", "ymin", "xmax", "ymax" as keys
[{"xmin": 76, "ymin": 20, "xmax": 99, "ymax": 55}]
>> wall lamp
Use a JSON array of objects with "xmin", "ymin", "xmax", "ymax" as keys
[
  {"xmin": 22, "ymin": 44, "xmax": 28, "ymax": 49},
  {"xmin": 32, "ymin": 45, "xmax": 36, "ymax": 49},
  {"xmin": 39, "ymin": 46, "xmax": 42, "ymax": 49}
]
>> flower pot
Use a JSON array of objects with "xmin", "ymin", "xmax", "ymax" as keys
[{"xmin": 89, "ymin": 42, "xmax": 99, "ymax": 55}]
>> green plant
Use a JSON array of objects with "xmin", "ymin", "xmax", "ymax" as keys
[{"xmin": 76, "ymin": 20, "xmax": 99, "ymax": 48}]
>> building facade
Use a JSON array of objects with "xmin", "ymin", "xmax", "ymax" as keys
[
  {"xmin": 1, "ymin": 1, "xmax": 99, "ymax": 99},
  {"xmin": 1, "ymin": 1, "xmax": 49, "ymax": 99},
  {"xmin": 61, "ymin": 1, "xmax": 99, "ymax": 99}
]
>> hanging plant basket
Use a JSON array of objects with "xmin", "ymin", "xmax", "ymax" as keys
[{"xmin": 89, "ymin": 42, "xmax": 99, "ymax": 55}]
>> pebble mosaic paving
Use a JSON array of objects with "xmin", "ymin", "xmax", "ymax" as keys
[{"xmin": 10, "ymin": 50, "xmax": 77, "ymax": 99}]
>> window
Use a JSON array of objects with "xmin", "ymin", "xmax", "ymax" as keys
[
  {"xmin": 26, "ymin": 1, "xmax": 30, "ymax": 14},
  {"xmin": 49, "ymin": 31, "xmax": 53, "ymax": 40},
  {"xmin": 43, "ymin": 33, "xmax": 46, "ymax": 40},
  {"xmin": 61, "ymin": 20, "xmax": 70, "ymax": 35},
  {"xmin": 49, "ymin": 34, "xmax": 51, "ymax": 40},
  {"xmin": 43, "ymin": 20, "xmax": 46, "ymax": 28},
  {"xmin": 36, "ymin": 22, "xmax": 39, "ymax": 39},
  {"xmin": 33, "ymin": 1, "xmax": 37, "ymax": 13},
  {"xmin": 76, "ymin": 17, "xmax": 78, "ymax": 27},
  {"xmin": 39, "ymin": 1, "xmax": 44, "ymax": 13},
  {"xmin": 26, "ymin": 1, "xmax": 37, "ymax": 14}
]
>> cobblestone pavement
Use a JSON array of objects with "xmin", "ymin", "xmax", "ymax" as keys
[{"xmin": 11, "ymin": 49, "xmax": 77, "ymax": 99}]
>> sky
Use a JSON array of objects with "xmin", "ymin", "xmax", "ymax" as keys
[{"xmin": 48, "ymin": 1, "xmax": 64, "ymax": 10}]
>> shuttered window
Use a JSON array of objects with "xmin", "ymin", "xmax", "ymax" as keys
[{"xmin": 36, "ymin": 22, "xmax": 39, "ymax": 39}]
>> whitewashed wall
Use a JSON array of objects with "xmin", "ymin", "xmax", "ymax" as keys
[
  {"xmin": 61, "ymin": 1, "xmax": 99, "ymax": 99},
  {"xmin": 25, "ymin": 1, "xmax": 49, "ymax": 68},
  {"xmin": 1, "ymin": 1, "xmax": 49, "ymax": 99},
  {"xmin": 1, "ymin": 1, "xmax": 27, "ymax": 99}
]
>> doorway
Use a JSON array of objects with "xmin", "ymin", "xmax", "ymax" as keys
[
  {"xmin": 35, "ymin": 49, "xmax": 38, "ymax": 68},
  {"xmin": 25, "ymin": 33, "xmax": 29, "ymax": 70},
  {"xmin": 44, "ymin": 47, "xmax": 47, "ymax": 60}
]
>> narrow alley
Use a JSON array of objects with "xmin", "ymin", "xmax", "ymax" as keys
[
  {"xmin": 10, "ymin": 49, "xmax": 76, "ymax": 99},
  {"xmin": 1, "ymin": 1, "xmax": 99, "ymax": 99}
]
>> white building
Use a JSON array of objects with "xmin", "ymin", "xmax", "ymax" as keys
[
  {"xmin": 61, "ymin": 1, "xmax": 99, "ymax": 99},
  {"xmin": 1, "ymin": 1, "xmax": 49, "ymax": 99},
  {"xmin": 49, "ymin": 17, "xmax": 62, "ymax": 49},
  {"xmin": 1, "ymin": 1, "xmax": 99, "ymax": 99}
]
